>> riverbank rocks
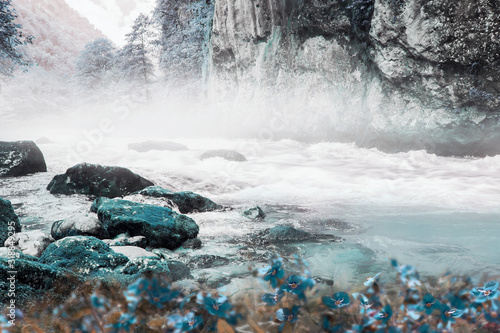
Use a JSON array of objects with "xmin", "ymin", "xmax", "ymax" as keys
[
  {"xmin": 4, "ymin": 230, "xmax": 53, "ymax": 257},
  {"xmin": 243, "ymin": 206, "xmax": 266, "ymax": 220},
  {"xmin": 128, "ymin": 140, "xmax": 189, "ymax": 152},
  {"xmin": 91, "ymin": 198, "xmax": 199, "ymax": 249},
  {"xmin": 47, "ymin": 163, "xmax": 154, "ymax": 198},
  {"xmin": 200, "ymin": 149, "xmax": 247, "ymax": 162},
  {"xmin": 0, "ymin": 255, "xmax": 78, "ymax": 304},
  {"xmin": 39, "ymin": 236, "xmax": 129, "ymax": 275},
  {"xmin": 0, "ymin": 141, "xmax": 47, "ymax": 177},
  {"xmin": 138, "ymin": 186, "xmax": 221, "ymax": 214},
  {"xmin": 0, "ymin": 198, "xmax": 21, "ymax": 245},
  {"xmin": 51, "ymin": 214, "xmax": 105, "ymax": 240}
]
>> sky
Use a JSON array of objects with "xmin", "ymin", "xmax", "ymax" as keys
[{"xmin": 63, "ymin": 0, "xmax": 156, "ymax": 46}]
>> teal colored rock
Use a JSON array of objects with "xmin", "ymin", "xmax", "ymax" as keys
[
  {"xmin": 39, "ymin": 236, "xmax": 129, "ymax": 275},
  {"xmin": 245, "ymin": 225, "xmax": 342, "ymax": 245},
  {"xmin": 47, "ymin": 163, "xmax": 154, "ymax": 198},
  {"xmin": 243, "ymin": 206, "xmax": 266, "ymax": 219},
  {"xmin": 120, "ymin": 257, "xmax": 190, "ymax": 281},
  {"xmin": 0, "ymin": 141, "xmax": 47, "ymax": 177},
  {"xmin": 0, "ymin": 197, "xmax": 21, "ymax": 245},
  {"xmin": 139, "ymin": 186, "xmax": 221, "ymax": 214},
  {"xmin": 91, "ymin": 198, "xmax": 199, "ymax": 249},
  {"xmin": 0, "ymin": 256, "xmax": 79, "ymax": 304}
]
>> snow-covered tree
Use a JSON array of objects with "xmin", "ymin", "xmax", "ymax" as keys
[
  {"xmin": 75, "ymin": 37, "xmax": 116, "ymax": 87},
  {"xmin": 116, "ymin": 14, "xmax": 155, "ymax": 85},
  {"xmin": 0, "ymin": 0, "xmax": 32, "ymax": 75},
  {"xmin": 153, "ymin": 0, "xmax": 213, "ymax": 85}
]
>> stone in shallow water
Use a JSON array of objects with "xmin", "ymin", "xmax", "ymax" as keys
[
  {"xmin": 39, "ymin": 236, "xmax": 129, "ymax": 275},
  {"xmin": 0, "ymin": 197, "xmax": 21, "ymax": 245},
  {"xmin": 46, "ymin": 162, "xmax": 154, "ymax": 198},
  {"xmin": 138, "ymin": 186, "xmax": 221, "ymax": 214},
  {"xmin": 200, "ymin": 149, "xmax": 247, "ymax": 162},
  {"xmin": 128, "ymin": 140, "xmax": 189, "ymax": 152},
  {"xmin": 51, "ymin": 214, "xmax": 105, "ymax": 240},
  {"xmin": 91, "ymin": 197, "xmax": 199, "ymax": 249},
  {"xmin": 0, "ymin": 141, "xmax": 47, "ymax": 177},
  {"xmin": 245, "ymin": 225, "xmax": 341, "ymax": 245},
  {"xmin": 243, "ymin": 206, "xmax": 266, "ymax": 219},
  {"xmin": 5, "ymin": 230, "xmax": 54, "ymax": 257},
  {"xmin": 181, "ymin": 237, "xmax": 202, "ymax": 249}
]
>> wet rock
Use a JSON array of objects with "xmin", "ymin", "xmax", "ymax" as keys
[
  {"xmin": 51, "ymin": 214, "xmax": 105, "ymax": 240},
  {"xmin": 138, "ymin": 186, "xmax": 221, "ymax": 214},
  {"xmin": 247, "ymin": 225, "xmax": 341, "ymax": 245},
  {"xmin": 0, "ymin": 256, "xmax": 79, "ymax": 304},
  {"xmin": 0, "ymin": 141, "xmax": 47, "ymax": 177},
  {"xmin": 200, "ymin": 149, "xmax": 247, "ymax": 162},
  {"xmin": 120, "ymin": 257, "xmax": 191, "ymax": 281},
  {"xmin": 47, "ymin": 163, "xmax": 154, "ymax": 198},
  {"xmin": 186, "ymin": 255, "xmax": 231, "ymax": 269},
  {"xmin": 103, "ymin": 235, "xmax": 147, "ymax": 248},
  {"xmin": 128, "ymin": 140, "xmax": 189, "ymax": 152},
  {"xmin": 91, "ymin": 198, "xmax": 199, "ymax": 249},
  {"xmin": 4, "ymin": 230, "xmax": 54, "ymax": 257},
  {"xmin": 111, "ymin": 246, "xmax": 158, "ymax": 260},
  {"xmin": 39, "ymin": 236, "xmax": 129, "ymax": 275},
  {"xmin": 181, "ymin": 238, "xmax": 202, "ymax": 249},
  {"xmin": 243, "ymin": 206, "xmax": 266, "ymax": 220},
  {"xmin": 0, "ymin": 198, "xmax": 21, "ymax": 245}
]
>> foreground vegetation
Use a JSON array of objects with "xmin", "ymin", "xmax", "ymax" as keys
[{"xmin": 2, "ymin": 255, "xmax": 499, "ymax": 333}]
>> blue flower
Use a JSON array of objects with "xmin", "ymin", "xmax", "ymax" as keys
[
  {"xmin": 108, "ymin": 313, "xmax": 137, "ymax": 333},
  {"xmin": 203, "ymin": 294, "xmax": 232, "ymax": 318},
  {"xmin": 470, "ymin": 281, "xmax": 499, "ymax": 303},
  {"xmin": 168, "ymin": 312, "xmax": 204, "ymax": 332},
  {"xmin": 262, "ymin": 288, "xmax": 285, "ymax": 305},
  {"xmin": 364, "ymin": 272, "xmax": 382, "ymax": 287},
  {"xmin": 144, "ymin": 278, "xmax": 180, "ymax": 309},
  {"xmin": 322, "ymin": 292, "xmax": 351, "ymax": 309},
  {"xmin": 276, "ymin": 305, "xmax": 300, "ymax": 324},
  {"xmin": 261, "ymin": 258, "xmax": 285, "ymax": 288},
  {"xmin": 440, "ymin": 304, "xmax": 463, "ymax": 323},
  {"xmin": 376, "ymin": 304, "xmax": 393, "ymax": 325},
  {"xmin": 281, "ymin": 275, "xmax": 308, "ymax": 300},
  {"xmin": 90, "ymin": 293, "xmax": 108, "ymax": 310},
  {"xmin": 391, "ymin": 259, "xmax": 421, "ymax": 288},
  {"xmin": 422, "ymin": 293, "xmax": 440, "ymax": 315}
]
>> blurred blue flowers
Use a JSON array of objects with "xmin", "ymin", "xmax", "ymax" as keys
[
  {"xmin": 470, "ymin": 281, "xmax": 499, "ymax": 302},
  {"xmin": 260, "ymin": 257, "xmax": 285, "ymax": 288},
  {"xmin": 322, "ymin": 292, "xmax": 351, "ymax": 309}
]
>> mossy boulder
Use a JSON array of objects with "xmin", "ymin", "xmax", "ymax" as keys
[
  {"xmin": 138, "ymin": 186, "xmax": 221, "ymax": 214},
  {"xmin": 0, "ymin": 141, "xmax": 47, "ymax": 177},
  {"xmin": 91, "ymin": 198, "xmax": 199, "ymax": 249},
  {"xmin": 39, "ymin": 236, "xmax": 129, "ymax": 275},
  {"xmin": 0, "ymin": 198, "xmax": 21, "ymax": 245},
  {"xmin": 47, "ymin": 163, "xmax": 154, "ymax": 198}
]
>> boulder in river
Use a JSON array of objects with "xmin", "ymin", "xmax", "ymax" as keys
[
  {"xmin": 0, "ymin": 141, "xmax": 47, "ymax": 177},
  {"xmin": 0, "ymin": 198, "xmax": 21, "ymax": 245},
  {"xmin": 138, "ymin": 186, "xmax": 221, "ymax": 214},
  {"xmin": 243, "ymin": 206, "xmax": 266, "ymax": 220},
  {"xmin": 39, "ymin": 236, "xmax": 129, "ymax": 275},
  {"xmin": 245, "ymin": 225, "xmax": 342, "ymax": 245},
  {"xmin": 91, "ymin": 198, "xmax": 199, "ymax": 249},
  {"xmin": 128, "ymin": 140, "xmax": 189, "ymax": 152},
  {"xmin": 51, "ymin": 214, "xmax": 105, "ymax": 240},
  {"xmin": 200, "ymin": 149, "xmax": 247, "ymax": 162},
  {"xmin": 47, "ymin": 163, "xmax": 154, "ymax": 198}
]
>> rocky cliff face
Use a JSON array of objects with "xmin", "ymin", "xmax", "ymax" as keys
[{"xmin": 209, "ymin": 0, "xmax": 500, "ymax": 155}]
